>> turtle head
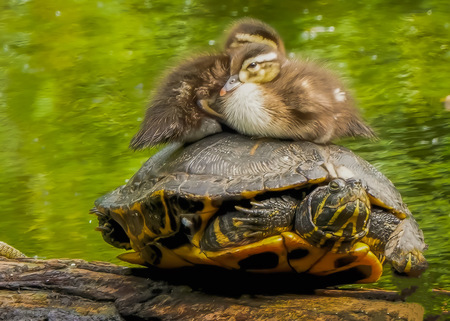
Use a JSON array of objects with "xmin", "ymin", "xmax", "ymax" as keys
[{"xmin": 295, "ymin": 178, "xmax": 372, "ymax": 253}]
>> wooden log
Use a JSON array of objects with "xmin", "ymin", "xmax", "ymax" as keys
[{"xmin": 0, "ymin": 257, "xmax": 425, "ymax": 320}]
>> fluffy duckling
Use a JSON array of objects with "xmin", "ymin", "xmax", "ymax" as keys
[
  {"xmin": 130, "ymin": 19, "xmax": 285, "ymax": 150},
  {"xmin": 129, "ymin": 54, "xmax": 229, "ymax": 149},
  {"xmin": 215, "ymin": 43, "xmax": 375, "ymax": 143},
  {"xmin": 224, "ymin": 18, "xmax": 285, "ymax": 55}
]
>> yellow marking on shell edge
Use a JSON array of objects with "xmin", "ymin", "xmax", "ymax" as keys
[
  {"xmin": 173, "ymin": 244, "xmax": 221, "ymax": 267},
  {"xmin": 240, "ymin": 178, "xmax": 328, "ymax": 199},
  {"xmin": 153, "ymin": 190, "xmax": 174, "ymax": 236},
  {"xmin": 132, "ymin": 202, "xmax": 153, "ymax": 247},
  {"xmin": 240, "ymin": 186, "xmax": 295, "ymax": 199},
  {"xmin": 241, "ymin": 190, "xmax": 260, "ymax": 199},
  {"xmin": 309, "ymin": 241, "xmax": 383, "ymax": 283},
  {"xmin": 205, "ymin": 235, "xmax": 290, "ymax": 272},
  {"xmin": 212, "ymin": 218, "xmax": 231, "ymax": 247},
  {"xmin": 191, "ymin": 197, "xmax": 219, "ymax": 247},
  {"xmin": 118, "ymin": 251, "xmax": 146, "ymax": 265},
  {"xmin": 138, "ymin": 243, "xmax": 197, "ymax": 268},
  {"xmin": 368, "ymin": 195, "xmax": 407, "ymax": 219},
  {"xmin": 282, "ymin": 232, "xmax": 328, "ymax": 273}
]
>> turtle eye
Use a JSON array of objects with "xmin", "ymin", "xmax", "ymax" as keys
[{"xmin": 329, "ymin": 179, "xmax": 345, "ymax": 192}]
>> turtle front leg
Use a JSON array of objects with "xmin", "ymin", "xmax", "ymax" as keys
[
  {"xmin": 359, "ymin": 208, "xmax": 428, "ymax": 277},
  {"xmin": 234, "ymin": 195, "xmax": 298, "ymax": 238},
  {"xmin": 200, "ymin": 195, "xmax": 298, "ymax": 251}
]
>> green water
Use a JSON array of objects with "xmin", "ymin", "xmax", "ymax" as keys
[{"xmin": 1, "ymin": 0, "xmax": 449, "ymax": 317}]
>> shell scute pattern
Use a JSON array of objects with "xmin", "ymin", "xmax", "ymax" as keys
[{"xmin": 94, "ymin": 133, "xmax": 427, "ymax": 282}]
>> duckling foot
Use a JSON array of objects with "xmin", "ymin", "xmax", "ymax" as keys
[{"xmin": 197, "ymin": 99, "xmax": 224, "ymax": 120}]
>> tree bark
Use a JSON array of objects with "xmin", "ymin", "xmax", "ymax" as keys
[{"xmin": 0, "ymin": 257, "xmax": 424, "ymax": 321}]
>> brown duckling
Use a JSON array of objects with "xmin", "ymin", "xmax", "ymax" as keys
[
  {"xmin": 129, "ymin": 54, "xmax": 229, "ymax": 149},
  {"xmin": 130, "ymin": 19, "xmax": 285, "ymax": 150},
  {"xmin": 215, "ymin": 43, "xmax": 375, "ymax": 143},
  {"xmin": 224, "ymin": 18, "xmax": 285, "ymax": 55}
]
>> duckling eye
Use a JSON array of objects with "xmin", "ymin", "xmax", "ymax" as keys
[{"xmin": 247, "ymin": 62, "xmax": 258, "ymax": 70}]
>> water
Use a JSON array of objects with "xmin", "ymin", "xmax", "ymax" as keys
[{"xmin": 1, "ymin": 0, "xmax": 449, "ymax": 317}]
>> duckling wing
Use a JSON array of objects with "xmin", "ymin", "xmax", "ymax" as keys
[
  {"xmin": 130, "ymin": 55, "xmax": 229, "ymax": 149},
  {"xmin": 274, "ymin": 60, "xmax": 375, "ymax": 142}
]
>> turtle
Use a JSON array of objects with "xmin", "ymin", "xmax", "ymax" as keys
[{"xmin": 92, "ymin": 133, "xmax": 427, "ymax": 284}]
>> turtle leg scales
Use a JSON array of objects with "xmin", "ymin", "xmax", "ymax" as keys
[
  {"xmin": 200, "ymin": 195, "xmax": 298, "ymax": 251},
  {"xmin": 234, "ymin": 195, "xmax": 298, "ymax": 239},
  {"xmin": 0, "ymin": 242, "xmax": 26, "ymax": 259}
]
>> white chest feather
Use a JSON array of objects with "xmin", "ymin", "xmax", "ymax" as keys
[{"xmin": 221, "ymin": 83, "xmax": 272, "ymax": 136}]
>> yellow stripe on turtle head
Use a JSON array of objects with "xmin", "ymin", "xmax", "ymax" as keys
[
  {"xmin": 320, "ymin": 203, "xmax": 346, "ymax": 228},
  {"xmin": 312, "ymin": 194, "xmax": 330, "ymax": 225}
]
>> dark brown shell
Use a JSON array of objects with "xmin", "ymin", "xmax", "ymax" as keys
[{"xmin": 96, "ymin": 133, "xmax": 409, "ymax": 219}]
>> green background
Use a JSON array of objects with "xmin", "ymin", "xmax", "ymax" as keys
[{"xmin": 1, "ymin": 0, "xmax": 449, "ymax": 317}]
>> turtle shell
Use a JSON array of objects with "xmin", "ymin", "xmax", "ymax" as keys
[{"xmin": 93, "ymin": 133, "xmax": 420, "ymax": 283}]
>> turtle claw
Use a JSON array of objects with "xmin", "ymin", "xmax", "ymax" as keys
[
  {"xmin": 249, "ymin": 201, "xmax": 270, "ymax": 209},
  {"xmin": 96, "ymin": 224, "xmax": 112, "ymax": 234},
  {"xmin": 235, "ymin": 205, "xmax": 273, "ymax": 217},
  {"xmin": 232, "ymin": 196, "xmax": 297, "ymax": 238},
  {"xmin": 232, "ymin": 216, "xmax": 266, "ymax": 232},
  {"xmin": 90, "ymin": 207, "xmax": 106, "ymax": 218},
  {"xmin": 385, "ymin": 218, "xmax": 428, "ymax": 276},
  {"xmin": 243, "ymin": 231, "xmax": 265, "ymax": 239}
]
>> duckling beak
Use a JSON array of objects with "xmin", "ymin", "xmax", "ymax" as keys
[{"xmin": 220, "ymin": 74, "xmax": 241, "ymax": 96}]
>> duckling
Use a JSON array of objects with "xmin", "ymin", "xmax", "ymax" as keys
[
  {"xmin": 214, "ymin": 43, "xmax": 375, "ymax": 143},
  {"xmin": 224, "ymin": 18, "xmax": 285, "ymax": 55},
  {"xmin": 129, "ymin": 54, "xmax": 229, "ymax": 149},
  {"xmin": 196, "ymin": 18, "xmax": 286, "ymax": 120},
  {"xmin": 130, "ymin": 19, "xmax": 285, "ymax": 150}
]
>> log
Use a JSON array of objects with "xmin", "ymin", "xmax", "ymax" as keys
[{"xmin": 0, "ymin": 256, "xmax": 425, "ymax": 321}]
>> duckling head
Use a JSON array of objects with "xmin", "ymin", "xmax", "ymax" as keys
[
  {"xmin": 220, "ymin": 43, "xmax": 283, "ymax": 96},
  {"xmin": 224, "ymin": 18, "xmax": 286, "ymax": 55}
]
